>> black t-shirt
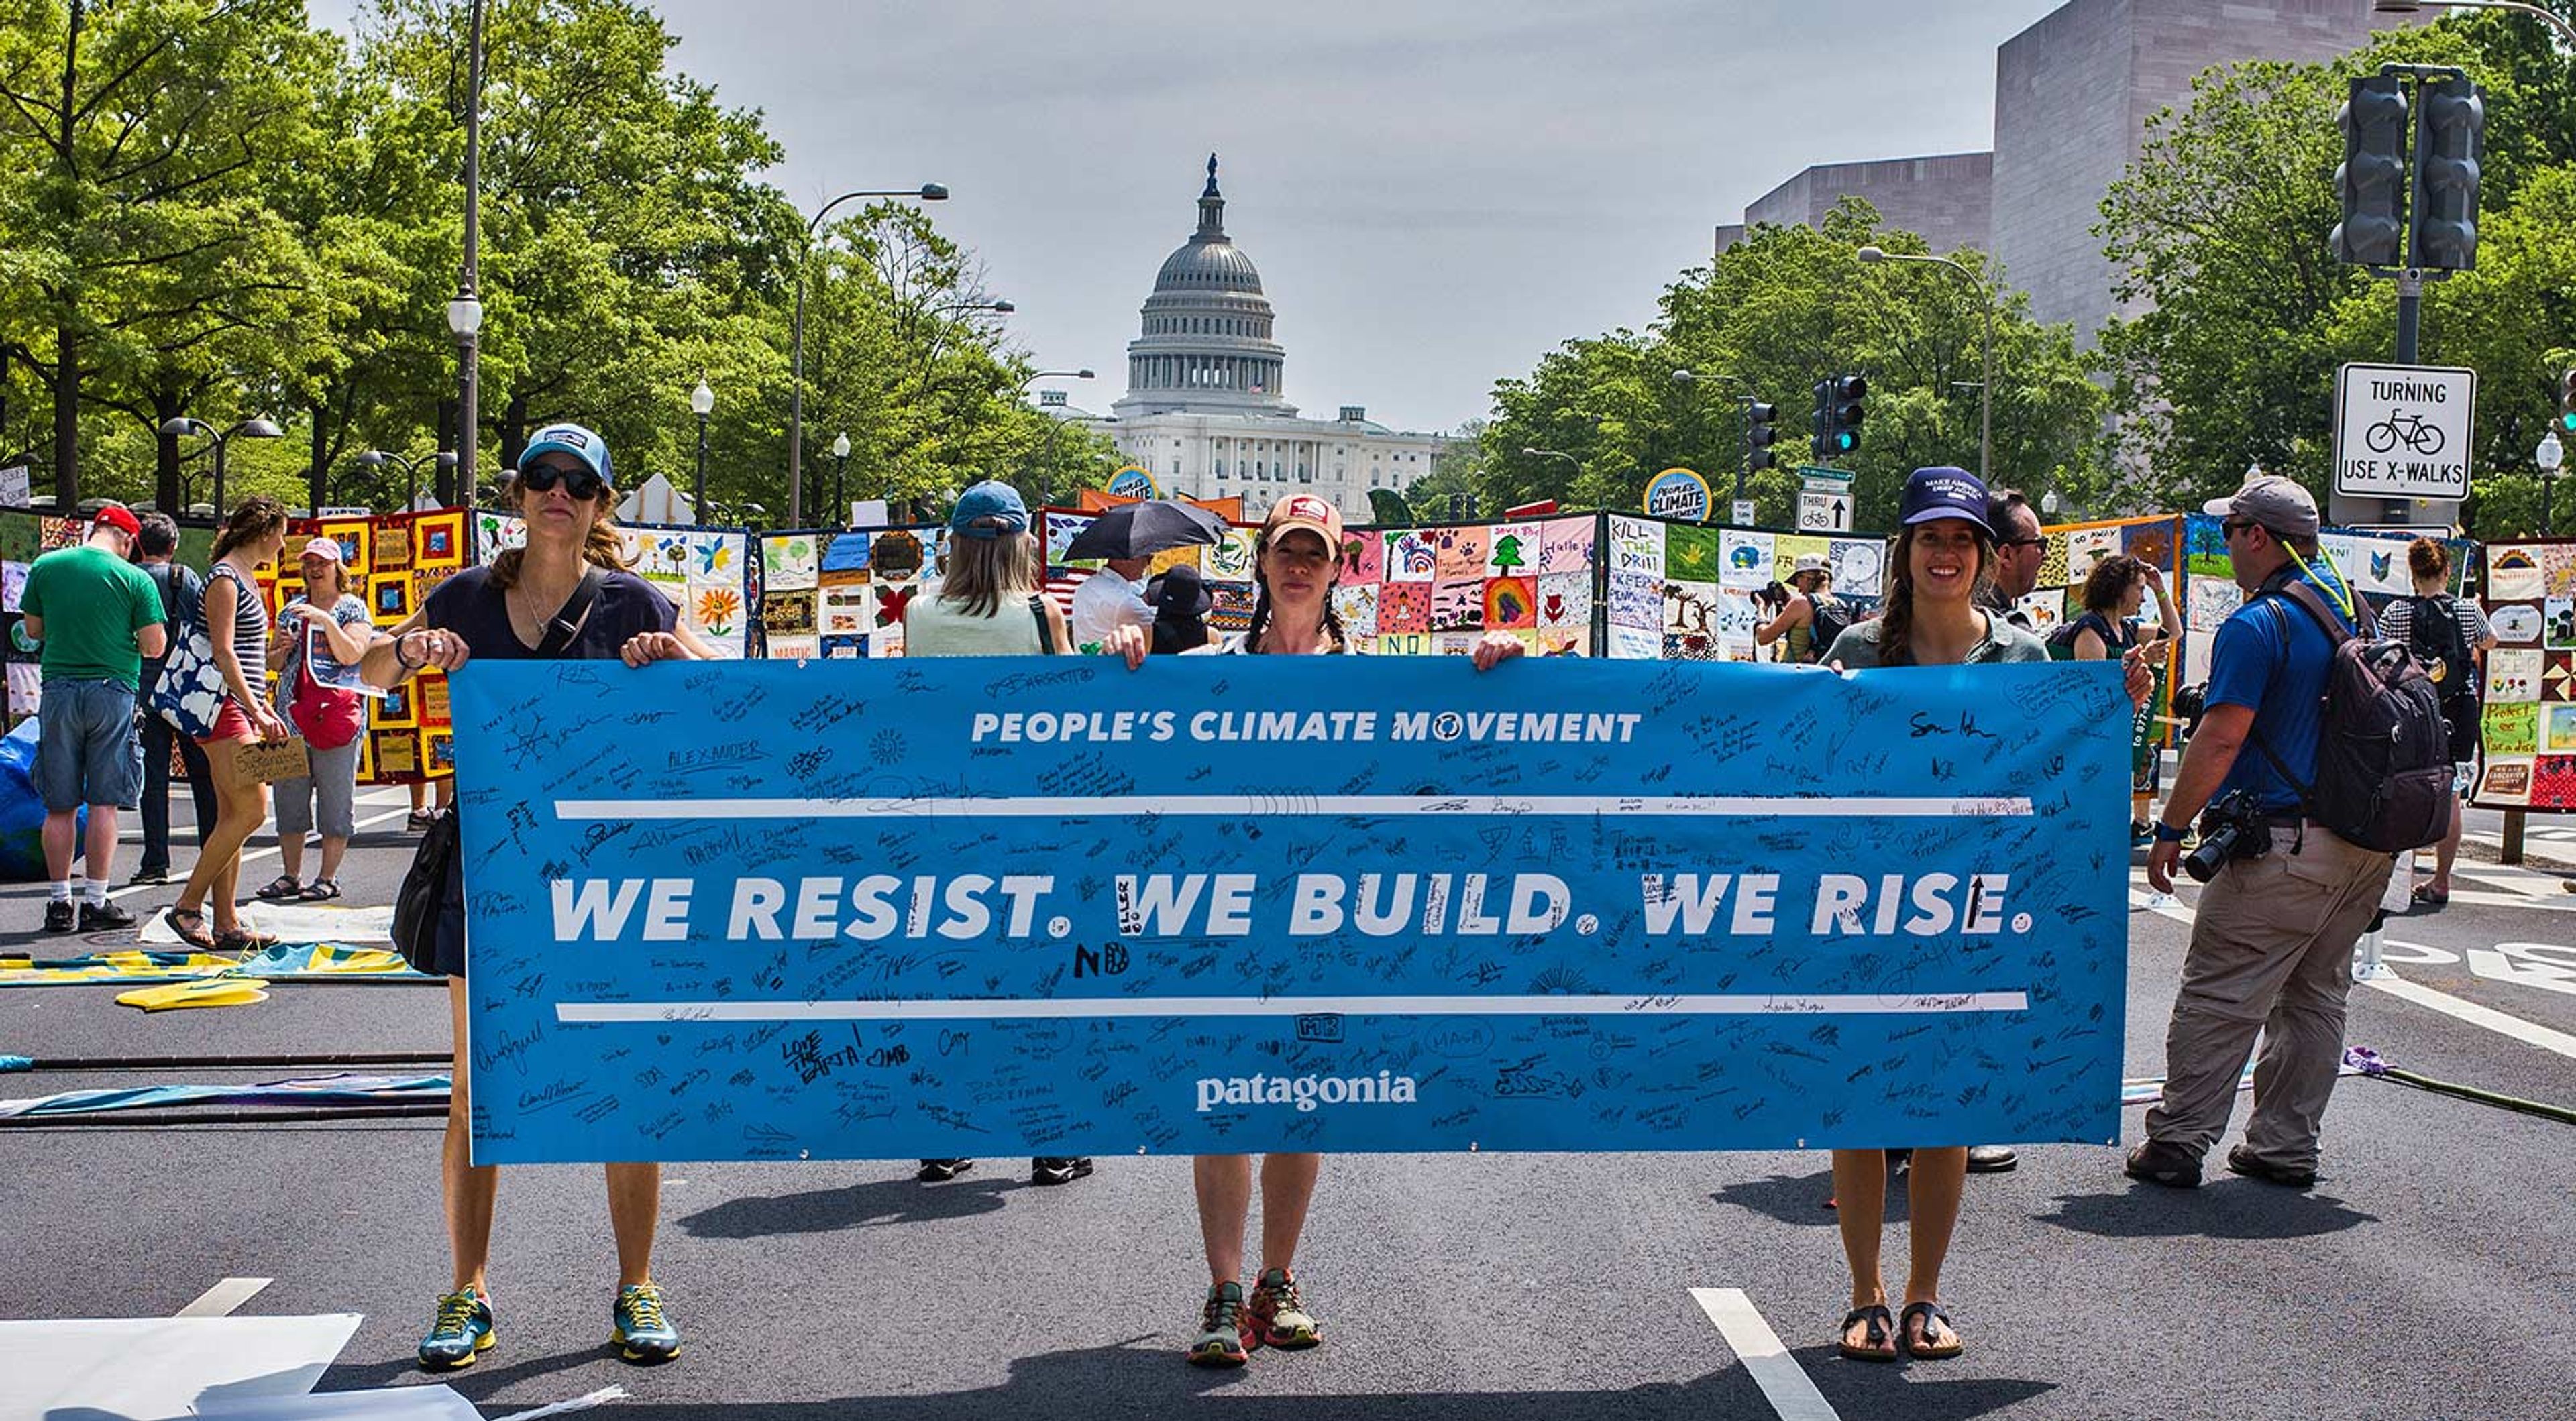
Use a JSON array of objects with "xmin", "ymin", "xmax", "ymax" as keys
[
  {"xmin": 422, "ymin": 565, "xmax": 676, "ymax": 658},
  {"xmin": 423, "ymin": 563, "xmax": 676, "ymax": 978}
]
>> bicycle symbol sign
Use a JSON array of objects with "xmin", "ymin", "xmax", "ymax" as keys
[{"xmin": 2334, "ymin": 362, "xmax": 2474, "ymax": 502}]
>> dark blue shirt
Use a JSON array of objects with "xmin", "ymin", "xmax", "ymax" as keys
[{"xmin": 2206, "ymin": 562, "xmax": 2359, "ymax": 815}]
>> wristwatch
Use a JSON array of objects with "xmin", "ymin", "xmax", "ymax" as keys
[{"xmin": 2153, "ymin": 820, "xmax": 2188, "ymax": 844}]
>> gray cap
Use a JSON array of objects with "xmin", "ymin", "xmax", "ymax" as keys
[{"xmin": 2202, "ymin": 475, "xmax": 2318, "ymax": 541}]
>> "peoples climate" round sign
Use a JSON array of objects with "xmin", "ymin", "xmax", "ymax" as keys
[{"xmin": 1641, "ymin": 467, "xmax": 1709, "ymax": 522}]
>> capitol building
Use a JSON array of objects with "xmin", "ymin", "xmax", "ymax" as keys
[{"xmin": 1040, "ymin": 157, "xmax": 1449, "ymax": 522}]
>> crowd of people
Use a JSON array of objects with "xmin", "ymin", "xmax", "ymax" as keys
[{"xmin": 15, "ymin": 434, "xmax": 2479, "ymax": 1375}]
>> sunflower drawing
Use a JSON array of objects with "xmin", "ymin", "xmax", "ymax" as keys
[{"xmin": 696, "ymin": 587, "xmax": 743, "ymax": 636}]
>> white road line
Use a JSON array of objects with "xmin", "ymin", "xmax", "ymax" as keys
[
  {"xmin": 2129, "ymin": 887, "xmax": 2576, "ymax": 1063},
  {"xmin": 176, "ymin": 1277, "xmax": 272, "ymax": 1317},
  {"xmin": 553, "ymin": 793, "xmax": 2032, "ymax": 821},
  {"xmin": 106, "ymin": 802, "xmax": 420, "ymax": 903},
  {"xmin": 1689, "ymin": 1287, "xmax": 1841, "ymax": 1421},
  {"xmin": 557, "ymin": 990, "xmax": 2031, "ymax": 1025}
]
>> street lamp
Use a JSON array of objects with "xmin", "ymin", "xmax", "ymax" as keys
[
  {"xmin": 448, "ymin": 290, "xmax": 484, "ymax": 514},
  {"xmin": 789, "ymin": 182, "xmax": 949, "ymax": 526},
  {"xmin": 2539, "ymin": 429, "xmax": 2565, "ymax": 534},
  {"xmin": 690, "ymin": 376, "xmax": 715, "ymax": 524},
  {"xmin": 2040, "ymin": 489, "xmax": 2061, "ymax": 518},
  {"xmin": 159, "ymin": 415, "xmax": 284, "ymax": 515},
  {"xmin": 356, "ymin": 448, "xmax": 459, "ymax": 512},
  {"xmin": 1858, "ymin": 245, "xmax": 1996, "ymax": 484},
  {"xmin": 1022, "ymin": 368, "xmax": 1095, "ymax": 507},
  {"xmin": 1670, "ymin": 368, "xmax": 1760, "ymax": 512},
  {"xmin": 2373, "ymin": 1, "xmax": 2576, "ymax": 47},
  {"xmin": 829, "ymin": 432, "xmax": 851, "ymax": 524},
  {"xmin": 453, "ymin": 0, "xmax": 488, "ymax": 517}
]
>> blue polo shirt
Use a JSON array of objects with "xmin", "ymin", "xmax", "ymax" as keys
[{"xmin": 2206, "ymin": 562, "xmax": 2358, "ymax": 815}]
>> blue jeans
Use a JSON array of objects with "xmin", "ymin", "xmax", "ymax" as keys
[{"xmin": 137, "ymin": 704, "xmax": 216, "ymax": 876}]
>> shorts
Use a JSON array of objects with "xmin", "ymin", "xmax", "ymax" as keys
[
  {"xmin": 197, "ymin": 699, "xmax": 256, "ymax": 746},
  {"xmin": 274, "ymin": 737, "xmax": 361, "ymax": 839},
  {"xmin": 37, "ymin": 679, "xmax": 143, "ymax": 812}
]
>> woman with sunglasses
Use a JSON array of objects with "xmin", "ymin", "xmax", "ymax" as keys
[
  {"xmin": 1103, "ymin": 494, "xmax": 1523, "ymax": 1367},
  {"xmin": 360, "ymin": 422, "xmax": 698, "ymax": 1373}
]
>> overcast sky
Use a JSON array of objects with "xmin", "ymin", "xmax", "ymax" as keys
[{"xmin": 313, "ymin": 1, "xmax": 2072, "ymax": 433}]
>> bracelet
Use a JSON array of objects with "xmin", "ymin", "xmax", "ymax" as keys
[
  {"xmin": 394, "ymin": 636, "xmax": 425, "ymax": 672},
  {"xmin": 2153, "ymin": 820, "xmax": 2188, "ymax": 844}
]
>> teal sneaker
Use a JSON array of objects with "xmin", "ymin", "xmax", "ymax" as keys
[
  {"xmin": 417, "ymin": 1286, "xmax": 494, "ymax": 1371},
  {"xmin": 1185, "ymin": 1281, "xmax": 1252, "ymax": 1367},
  {"xmin": 1250, "ymin": 1267, "xmax": 1321, "ymax": 1349},
  {"xmin": 612, "ymin": 1282, "xmax": 682, "ymax": 1363}
]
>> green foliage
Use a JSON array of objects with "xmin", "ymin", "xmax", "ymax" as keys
[
  {"xmin": 2095, "ymin": 17, "xmax": 2576, "ymax": 537},
  {"xmin": 1480, "ymin": 200, "xmax": 2109, "ymax": 530}
]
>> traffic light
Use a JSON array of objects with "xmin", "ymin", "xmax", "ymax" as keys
[
  {"xmin": 2332, "ymin": 74, "xmax": 2409, "ymax": 268},
  {"xmin": 2411, "ymin": 76, "xmax": 2483, "ymax": 272},
  {"xmin": 1819, "ymin": 375, "xmax": 1866, "ymax": 457},
  {"xmin": 2561, "ymin": 368, "xmax": 2576, "ymax": 435},
  {"xmin": 1743, "ymin": 400, "xmax": 1778, "ymax": 473}
]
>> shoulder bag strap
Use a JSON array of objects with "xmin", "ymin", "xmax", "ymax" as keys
[
  {"xmin": 535, "ymin": 567, "xmax": 608, "ymax": 659},
  {"xmin": 2243, "ymin": 596, "xmax": 2318, "ymax": 810},
  {"xmin": 1029, "ymin": 593, "xmax": 1061, "ymax": 655}
]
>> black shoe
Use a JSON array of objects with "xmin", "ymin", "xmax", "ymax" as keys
[
  {"xmin": 2123, "ymin": 1139, "xmax": 2202, "ymax": 1188},
  {"xmin": 128, "ymin": 866, "xmax": 170, "ymax": 886},
  {"xmin": 1966, "ymin": 1145, "xmax": 2019, "ymax": 1174},
  {"xmin": 78, "ymin": 900, "xmax": 136, "ymax": 932},
  {"xmin": 916, "ymin": 1159, "xmax": 975, "ymax": 1182},
  {"xmin": 1031, "ymin": 1157, "xmax": 1095, "ymax": 1186},
  {"xmin": 2224, "ymin": 1145, "xmax": 2317, "ymax": 1188},
  {"xmin": 1884, "ymin": 1147, "xmax": 1912, "ymax": 1176},
  {"xmin": 42, "ymin": 900, "xmax": 75, "ymax": 933}
]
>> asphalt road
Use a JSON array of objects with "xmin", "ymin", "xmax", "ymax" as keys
[{"xmin": 3, "ymin": 792, "xmax": 2572, "ymax": 1420}]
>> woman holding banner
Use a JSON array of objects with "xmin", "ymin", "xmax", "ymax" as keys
[
  {"xmin": 1817, "ymin": 467, "xmax": 2045, "ymax": 1364},
  {"xmin": 359, "ymin": 423, "xmax": 700, "ymax": 1373},
  {"xmin": 1106, "ymin": 492, "xmax": 1523, "ymax": 1367},
  {"xmin": 255, "ymin": 537, "xmax": 380, "ymax": 903}
]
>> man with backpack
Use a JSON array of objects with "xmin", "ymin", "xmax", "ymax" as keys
[
  {"xmin": 2376, "ymin": 536, "xmax": 2493, "ymax": 909},
  {"xmin": 2131, "ymin": 477, "xmax": 2445, "ymax": 1190},
  {"xmin": 130, "ymin": 514, "xmax": 217, "ymax": 886}
]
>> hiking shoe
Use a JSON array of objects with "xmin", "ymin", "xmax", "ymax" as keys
[
  {"xmin": 2225, "ymin": 1145, "xmax": 2318, "ymax": 1189},
  {"xmin": 612, "ymin": 1282, "xmax": 681, "ymax": 1364},
  {"xmin": 1249, "ymin": 1267, "xmax": 1321, "ymax": 1350},
  {"xmin": 42, "ymin": 900, "xmax": 75, "ymax": 934},
  {"xmin": 1966, "ymin": 1145, "xmax": 2019, "ymax": 1174},
  {"xmin": 1186, "ymin": 1282, "xmax": 1253, "ymax": 1367},
  {"xmin": 1031, "ymin": 1156, "xmax": 1095, "ymax": 1186},
  {"xmin": 917, "ymin": 1158, "xmax": 975, "ymax": 1181},
  {"xmin": 2123, "ymin": 1139, "xmax": 2202, "ymax": 1189},
  {"xmin": 417, "ymin": 1287, "xmax": 494, "ymax": 1371},
  {"xmin": 128, "ymin": 866, "xmax": 171, "ymax": 886},
  {"xmin": 78, "ymin": 899, "xmax": 135, "ymax": 932}
]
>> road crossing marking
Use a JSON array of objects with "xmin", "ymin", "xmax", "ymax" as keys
[
  {"xmin": 175, "ymin": 1277, "xmax": 270, "ymax": 1317},
  {"xmin": 1689, "ymin": 1287, "xmax": 1841, "ymax": 1421}
]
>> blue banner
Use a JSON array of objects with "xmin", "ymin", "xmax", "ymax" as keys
[{"xmin": 450, "ymin": 656, "xmax": 2130, "ymax": 1164}]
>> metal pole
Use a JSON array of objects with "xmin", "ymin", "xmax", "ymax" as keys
[
  {"xmin": 788, "ymin": 266, "xmax": 810, "ymax": 526},
  {"xmin": 211, "ymin": 434, "xmax": 227, "ymax": 516},
  {"xmin": 693, "ymin": 412, "xmax": 708, "ymax": 524},
  {"xmin": 834, "ymin": 453, "xmax": 848, "ymax": 523},
  {"xmin": 458, "ymin": 0, "xmax": 485, "ymax": 518},
  {"xmin": 2389, "ymin": 266, "xmax": 2423, "ymax": 522},
  {"xmin": 1978, "ymin": 295, "xmax": 1995, "ymax": 486}
]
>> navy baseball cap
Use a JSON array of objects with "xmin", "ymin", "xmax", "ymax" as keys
[
  {"xmin": 519, "ymin": 422, "xmax": 614, "ymax": 487},
  {"xmin": 1898, "ymin": 466, "xmax": 1994, "ymax": 534},
  {"xmin": 948, "ymin": 481, "xmax": 1030, "ymax": 538}
]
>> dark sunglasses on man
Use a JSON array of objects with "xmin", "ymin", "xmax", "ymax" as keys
[{"xmin": 521, "ymin": 461, "xmax": 606, "ymax": 502}]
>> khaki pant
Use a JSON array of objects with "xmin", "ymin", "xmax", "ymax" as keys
[{"xmin": 2146, "ymin": 825, "xmax": 2393, "ymax": 1172}]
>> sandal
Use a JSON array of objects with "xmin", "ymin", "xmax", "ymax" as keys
[
  {"xmin": 1899, "ymin": 1301, "xmax": 1964, "ymax": 1360},
  {"xmin": 297, "ymin": 878, "xmax": 342, "ymax": 902},
  {"xmin": 1836, "ymin": 1304, "xmax": 1898, "ymax": 1363},
  {"xmin": 214, "ymin": 927, "xmax": 281, "ymax": 954},
  {"xmin": 252, "ymin": 874, "xmax": 303, "ymax": 901},
  {"xmin": 407, "ymin": 810, "xmax": 437, "ymax": 831},
  {"xmin": 162, "ymin": 906, "xmax": 217, "ymax": 952},
  {"xmin": 2410, "ymin": 883, "xmax": 2449, "ymax": 909}
]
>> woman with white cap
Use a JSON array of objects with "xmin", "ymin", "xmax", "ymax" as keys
[
  {"xmin": 255, "ymin": 536, "xmax": 380, "ymax": 902},
  {"xmin": 360, "ymin": 422, "xmax": 699, "ymax": 1373},
  {"xmin": 1756, "ymin": 553, "xmax": 1836, "ymax": 663}
]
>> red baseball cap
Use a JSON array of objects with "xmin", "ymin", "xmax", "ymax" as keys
[{"xmin": 93, "ymin": 504, "xmax": 141, "ymax": 538}]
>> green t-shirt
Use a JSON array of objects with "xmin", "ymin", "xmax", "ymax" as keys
[{"xmin": 21, "ymin": 543, "xmax": 166, "ymax": 691}]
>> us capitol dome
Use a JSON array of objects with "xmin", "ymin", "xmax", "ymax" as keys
[{"xmin": 1057, "ymin": 155, "xmax": 1444, "ymax": 521}]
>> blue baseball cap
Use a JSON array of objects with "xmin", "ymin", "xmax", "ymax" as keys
[
  {"xmin": 519, "ymin": 422, "xmax": 614, "ymax": 487},
  {"xmin": 948, "ymin": 481, "xmax": 1030, "ymax": 538},
  {"xmin": 1899, "ymin": 466, "xmax": 1993, "ymax": 534}
]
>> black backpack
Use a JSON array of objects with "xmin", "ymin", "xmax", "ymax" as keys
[
  {"xmin": 2249, "ymin": 581, "xmax": 2452, "ymax": 854},
  {"xmin": 2404, "ymin": 594, "xmax": 2474, "ymax": 711},
  {"xmin": 1804, "ymin": 594, "xmax": 1849, "ymax": 664}
]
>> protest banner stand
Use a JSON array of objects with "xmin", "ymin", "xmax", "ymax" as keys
[{"xmin": 2468, "ymin": 538, "xmax": 2576, "ymax": 818}]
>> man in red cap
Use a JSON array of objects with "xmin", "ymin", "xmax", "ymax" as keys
[{"xmin": 19, "ymin": 504, "xmax": 166, "ymax": 931}]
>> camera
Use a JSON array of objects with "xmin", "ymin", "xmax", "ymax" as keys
[
  {"xmin": 1754, "ymin": 580, "xmax": 1789, "ymax": 612},
  {"xmin": 2182, "ymin": 789, "xmax": 2269, "ymax": 883}
]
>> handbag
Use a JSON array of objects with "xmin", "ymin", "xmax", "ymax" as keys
[
  {"xmin": 148, "ymin": 614, "xmax": 230, "ymax": 740},
  {"xmin": 286, "ymin": 624, "xmax": 366, "ymax": 751},
  {"xmin": 391, "ymin": 568, "xmax": 606, "ymax": 974}
]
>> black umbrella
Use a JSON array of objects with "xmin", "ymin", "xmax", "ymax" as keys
[{"xmin": 1063, "ymin": 499, "xmax": 1228, "ymax": 561}]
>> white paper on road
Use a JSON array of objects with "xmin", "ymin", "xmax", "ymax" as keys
[
  {"xmin": 138, "ymin": 902, "xmax": 393, "ymax": 946},
  {"xmin": 188, "ymin": 1384, "xmax": 480, "ymax": 1420},
  {"xmin": 0, "ymin": 1313, "xmax": 360, "ymax": 1421}
]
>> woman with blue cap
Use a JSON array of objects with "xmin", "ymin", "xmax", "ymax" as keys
[{"xmin": 360, "ymin": 422, "xmax": 699, "ymax": 1373}]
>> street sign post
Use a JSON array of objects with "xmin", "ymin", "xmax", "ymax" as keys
[
  {"xmin": 1794, "ymin": 465, "xmax": 1853, "ymax": 532},
  {"xmin": 2334, "ymin": 361, "xmax": 2474, "ymax": 502},
  {"xmin": 1730, "ymin": 498, "xmax": 1756, "ymax": 526}
]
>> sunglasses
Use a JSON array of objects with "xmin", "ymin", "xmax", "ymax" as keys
[
  {"xmin": 521, "ymin": 462, "xmax": 606, "ymax": 502},
  {"xmin": 2222, "ymin": 518, "xmax": 2259, "ymax": 539}
]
